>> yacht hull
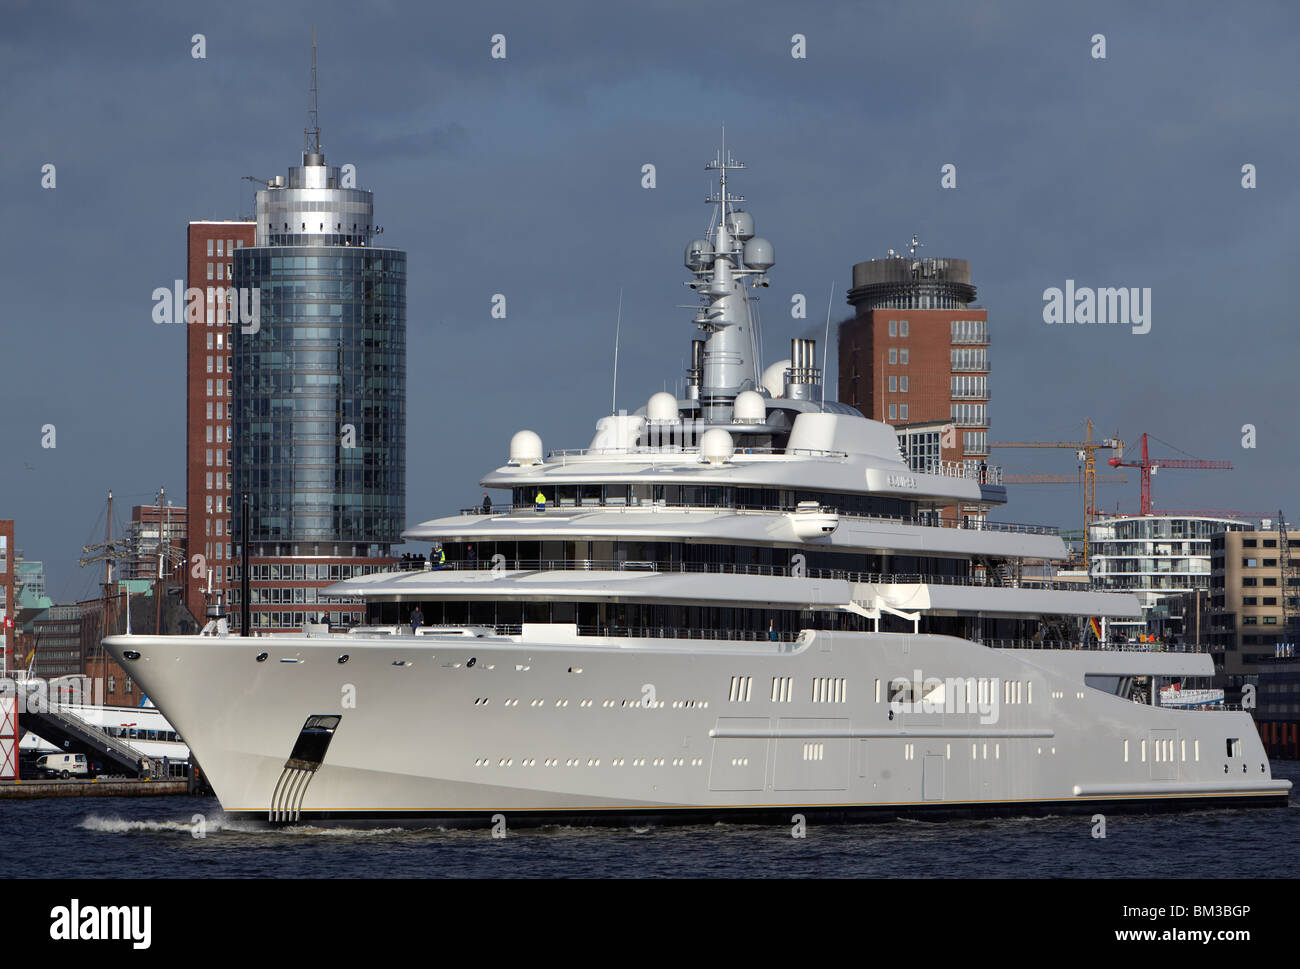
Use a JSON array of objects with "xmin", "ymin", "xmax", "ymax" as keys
[{"xmin": 104, "ymin": 631, "xmax": 1289, "ymax": 827}]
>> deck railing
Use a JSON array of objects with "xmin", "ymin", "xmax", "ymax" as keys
[
  {"xmin": 387, "ymin": 558, "xmax": 1089, "ymax": 591},
  {"xmin": 457, "ymin": 503, "xmax": 1056, "ymax": 535}
]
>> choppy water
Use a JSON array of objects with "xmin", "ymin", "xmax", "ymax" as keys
[{"xmin": 9, "ymin": 761, "xmax": 1298, "ymax": 878}]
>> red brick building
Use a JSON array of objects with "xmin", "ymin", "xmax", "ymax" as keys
[
  {"xmin": 125, "ymin": 502, "xmax": 187, "ymax": 582},
  {"xmin": 838, "ymin": 252, "xmax": 990, "ymax": 520},
  {"xmin": 184, "ymin": 221, "xmax": 255, "ymax": 621}
]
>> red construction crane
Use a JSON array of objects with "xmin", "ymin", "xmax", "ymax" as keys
[{"xmin": 1107, "ymin": 433, "xmax": 1233, "ymax": 515}]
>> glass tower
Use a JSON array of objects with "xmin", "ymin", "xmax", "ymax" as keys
[{"xmin": 230, "ymin": 148, "xmax": 406, "ymax": 629}]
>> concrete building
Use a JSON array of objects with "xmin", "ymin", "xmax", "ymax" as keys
[
  {"xmin": 1207, "ymin": 524, "xmax": 1300, "ymax": 697},
  {"xmin": 184, "ymin": 220, "xmax": 257, "ymax": 622},
  {"xmin": 838, "ymin": 249, "xmax": 990, "ymax": 522},
  {"xmin": 1089, "ymin": 514, "xmax": 1249, "ymax": 640},
  {"xmin": 229, "ymin": 101, "xmax": 406, "ymax": 631}
]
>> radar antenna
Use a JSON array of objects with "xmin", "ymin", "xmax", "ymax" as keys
[{"xmin": 304, "ymin": 27, "xmax": 322, "ymax": 156}]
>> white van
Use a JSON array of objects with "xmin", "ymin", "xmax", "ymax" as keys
[{"xmin": 35, "ymin": 753, "xmax": 88, "ymax": 779}]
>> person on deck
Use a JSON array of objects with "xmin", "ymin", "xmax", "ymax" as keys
[
  {"xmin": 481, "ymin": 493, "xmax": 492, "ymax": 515},
  {"xmin": 535, "ymin": 490, "xmax": 547, "ymax": 514},
  {"xmin": 410, "ymin": 606, "xmax": 424, "ymax": 633}
]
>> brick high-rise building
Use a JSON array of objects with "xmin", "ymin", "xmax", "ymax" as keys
[
  {"xmin": 185, "ymin": 220, "xmax": 256, "ymax": 621},
  {"xmin": 125, "ymin": 502, "xmax": 188, "ymax": 582},
  {"xmin": 838, "ymin": 248, "xmax": 989, "ymax": 522}
]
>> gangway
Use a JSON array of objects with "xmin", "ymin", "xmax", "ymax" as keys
[{"xmin": 19, "ymin": 705, "xmax": 150, "ymax": 776}]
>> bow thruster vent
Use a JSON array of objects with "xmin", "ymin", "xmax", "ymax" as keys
[{"xmin": 269, "ymin": 714, "xmax": 341, "ymax": 822}]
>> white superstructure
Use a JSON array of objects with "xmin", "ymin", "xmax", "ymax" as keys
[{"xmin": 104, "ymin": 145, "xmax": 1288, "ymax": 825}]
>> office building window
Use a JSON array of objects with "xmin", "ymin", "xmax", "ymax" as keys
[
  {"xmin": 206, "ymin": 449, "xmax": 213, "ymax": 465},
  {"xmin": 900, "ymin": 376, "xmax": 909, "ymax": 392},
  {"xmin": 206, "ymin": 425, "xmax": 213, "ymax": 442},
  {"xmin": 888, "ymin": 404, "xmax": 897, "ymax": 420},
  {"xmin": 900, "ymin": 349, "xmax": 909, "ymax": 364},
  {"xmin": 206, "ymin": 402, "xmax": 213, "ymax": 419},
  {"xmin": 888, "ymin": 320, "xmax": 897, "ymax": 337},
  {"xmin": 951, "ymin": 403, "xmax": 988, "ymax": 427},
  {"xmin": 951, "ymin": 319, "xmax": 988, "ymax": 344},
  {"xmin": 889, "ymin": 348, "xmax": 897, "ymax": 364},
  {"xmin": 206, "ymin": 379, "xmax": 213, "ymax": 396},
  {"xmin": 216, "ymin": 240, "xmax": 223, "ymax": 256},
  {"xmin": 206, "ymin": 239, "xmax": 214, "ymax": 257},
  {"xmin": 899, "ymin": 320, "xmax": 909, "ymax": 337},
  {"xmin": 951, "ymin": 375, "xmax": 988, "ymax": 398},
  {"xmin": 206, "ymin": 262, "xmax": 214, "ymax": 280},
  {"xmin": 216, "ymin": 263, "xmax": 223, "ymax": 280},
  {"xmin": 951, "ymin": 347, "xmax": 988, "ymax": 371},
  {"xmin": 889, "ymin": 376, "xmax": 898, "ymax": 392},
  {"xmin": 899, "ymin": 404, "xmax": 908, "ymax": 420},
  {"xmin": 206, "ymin": 355, "xmax": 213, "ymax": 373}
]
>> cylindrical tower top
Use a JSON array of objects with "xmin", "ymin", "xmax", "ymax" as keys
[{"xmin": 847, "ymin": 256, "xmax": 976, "ymax": 310}]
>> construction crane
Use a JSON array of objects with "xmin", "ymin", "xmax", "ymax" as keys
[
  {"xmin": 1002, "ymin": 473, "xmax": 1128, "ymax": 484},
  {"xmin": 991, "ymin": 419, "xmax": 1125, "ymax": 570},
  {"xmin": 1107, "ymin": 433, "xmax": 1232, "ymax": 516}
]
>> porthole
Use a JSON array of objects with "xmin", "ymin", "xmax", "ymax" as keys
[
  {"xmin": 338, "ymin": 654, "xmax": 349, "ymax": 664},
  {"xmin": 256, "ymin": 652, "xmax": 268, "ymax": 662}
]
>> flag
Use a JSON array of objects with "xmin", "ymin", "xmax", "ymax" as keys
[{"xmin": 1088, "ymin": 617, "xmax": 1102, "ymax": 640}]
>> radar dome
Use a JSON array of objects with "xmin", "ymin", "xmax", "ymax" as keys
[
  {"xmin": 685, "ymin": 239, "xmax": 714, "ymax": 272},
  {"xmin": 733, "ymin": 390, "xmax": 766, "ymax": 423},
  {"xmin": 646, "ymin": 392, "xmax": 679, "ymax": 422},
  {"xmin": 761, "ymin": 360, "xmax": 791, "ymax": 397},
  {"xmin": 727, "ymin": 210, "xmax": 755, "ymax": 241},
  {"xmin": 698, "ymin": 428, "xmax": 735, "ymax": 465},
  {"xmin": 742, "ymin": 237, "xmax": 774, "ymax": 271},
  {"xmin": 508, "ymin": 429, "xmax": 544, "ymax": 466}
]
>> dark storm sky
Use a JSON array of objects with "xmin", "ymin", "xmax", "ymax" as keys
[{"xmin": 2, "ymin": 0, "xmax": 1297, "ymax": 600}]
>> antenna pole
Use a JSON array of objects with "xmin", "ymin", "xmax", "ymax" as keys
[
  {"xmin": 305, "ymin": 27, "xmax": 321, "ymax": 156},
  {"xmin": 821, "ymin": 281, "xmax": 834, "ymax": 412},
  {"xmin": 611, "ymin": 289, "xmax": 624, "ymax": 413}
]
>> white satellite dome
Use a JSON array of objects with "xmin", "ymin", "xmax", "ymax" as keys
[
  {"xmin": 733, "ymin": 390, "xmax": 766, "ymax": 424},
  {"xmin": 646, "ymin": 391, "xmax": 679, "ymax": 422},
  {"xmin": 685, "ymin": 239, "xmax": 714, "ymax": 272},
  {"xmin": 698, "ymin": 428, "xmax": 735, "ymax": 465},
  {"xmin": 761, "ymin": 360, "xmax": 791, "ymax": 398},
  {"xmin": 742, "ymin": 236, "xmax": 774, "ymax": 271},
  {"xmin": 508, "ymin": 429, "xmax": 543, "ymax": 466},
  {"xmin": 727, "ymin": 210, "xmax": 755, "ymax": 241}
]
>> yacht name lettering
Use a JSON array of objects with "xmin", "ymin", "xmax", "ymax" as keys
[{"xmin": 886, "ymin": 474, "xmax": 918, "ymax": 489}]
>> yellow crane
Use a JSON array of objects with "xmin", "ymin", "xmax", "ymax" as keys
[{"xmin": 990, "ymin": 419, "xmax": 1125, "ymax": 571}]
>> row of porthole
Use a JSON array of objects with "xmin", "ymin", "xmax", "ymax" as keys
[{"xmin": 472, "ymin": 757, "xmax": 708, "ymax": 768}]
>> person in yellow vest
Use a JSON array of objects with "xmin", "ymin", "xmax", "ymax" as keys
[{"xmin": 535, "ymin": 490, "xmax": 547, "ymax": 514}]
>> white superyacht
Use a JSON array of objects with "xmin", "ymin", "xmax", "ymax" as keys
[{"xmin": 106, "ymin": 147, "xmax": 1289, "ymax": 825}]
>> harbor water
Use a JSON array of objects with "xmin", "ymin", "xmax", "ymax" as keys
[{"xmin": 9, "ymin": 761, "xmax": 1298, "ymax": 879}]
